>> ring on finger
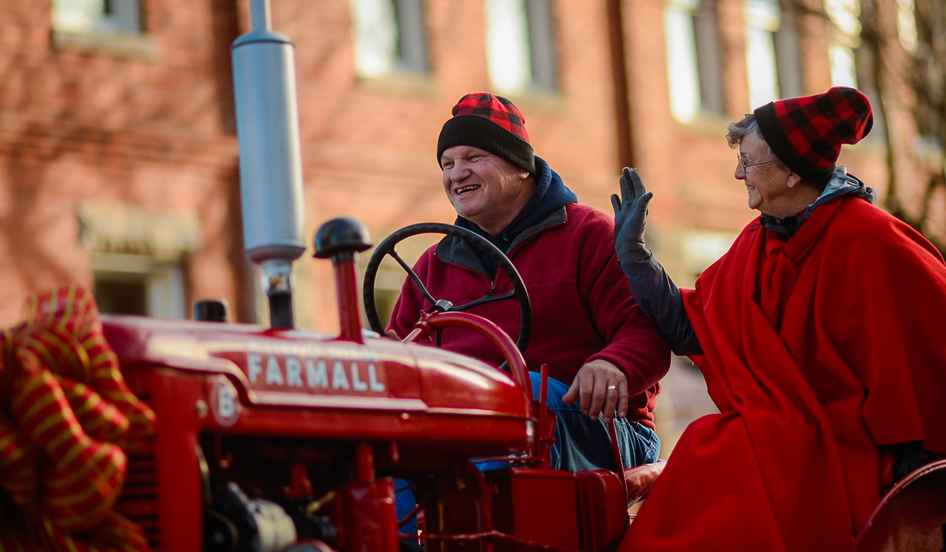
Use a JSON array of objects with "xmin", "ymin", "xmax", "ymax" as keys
[{"xmin": 607, "ymin": 384, "xmax": 617, "ymax": 392}]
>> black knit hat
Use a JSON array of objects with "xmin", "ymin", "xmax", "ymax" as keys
[
  {"xmin": 754, "ymin": 87, "xmax": 873, "ymax": 186},
  {"xmin": 437, "ymin": 92, "xmax": 535, "ymax": 173}
]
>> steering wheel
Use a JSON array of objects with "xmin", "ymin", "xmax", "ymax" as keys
[{"xmin": 363, "ymin": 222, "xmax": 532, "ymax": 356}]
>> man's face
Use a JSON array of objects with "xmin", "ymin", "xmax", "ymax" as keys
[
  {"xmin": 735, "ymin": 133, "xmax": 793, "ymax": 217},
  {"xmin": 441, "ymin": 145, "xmax": 533, "ymax": 235}
]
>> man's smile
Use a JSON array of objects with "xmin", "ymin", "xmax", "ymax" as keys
[{"xmin": 455, "ymin": 184, "xmax": 481, "ymax": 195}]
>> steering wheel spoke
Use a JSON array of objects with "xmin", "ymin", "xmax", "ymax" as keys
[
  {"xmin": 450, "ymin": 291, "xmax": 517, "ymax": 312},
  {"xmin": 363, "ymin": 223, "xmax": 532, "ymax": 357},
  {"xmin": 389, "ymin": 249, "xmax": 439, "ymax": 306}
]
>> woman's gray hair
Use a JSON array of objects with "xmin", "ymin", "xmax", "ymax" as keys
[
  {"xmin": 726, "ymin": 114, "xmax": 765, "ymax": 149},
  {"xmin": 726, "ymin": 115, "xmax": 785, "ymax": 169}
]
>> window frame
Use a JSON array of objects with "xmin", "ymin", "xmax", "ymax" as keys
[
  {"xmin": 664, "ymin": 0, "xmax": 727, "ymax": 122},
  {"xmin": 92, "ymin": 253, "xmax": 186, "ymax": 319},
  {"xmin": 350, "ymin": 0, "xmax": 431, "ymax": 79},
  {"xmin": 51, "ymin": 0, "xmax": 153, "ymax": 58},
  {"xmin": 486, "ymin": 0, "xmax": 560, "ymax": 95}
]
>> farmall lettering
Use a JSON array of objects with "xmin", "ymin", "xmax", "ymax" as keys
[{"xmin": 244, "ymin": 353, "xmax": 387, "ymax": 395}]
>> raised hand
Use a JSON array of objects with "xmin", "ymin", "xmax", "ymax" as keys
[{"xmin": 611, "ymin": 167, "xmax": 653, "ymax": 264}]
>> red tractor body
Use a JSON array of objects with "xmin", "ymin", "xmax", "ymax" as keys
[{"xmin": 104, "ymin": 310, "xmax": 629, "ymax": 552}]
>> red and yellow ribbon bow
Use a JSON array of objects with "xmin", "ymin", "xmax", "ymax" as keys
[{"xmin": 0, "ymin": 285, "xmax": 156, "ymax": 551}]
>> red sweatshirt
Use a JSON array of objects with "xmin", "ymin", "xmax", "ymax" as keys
[{"xmin": 387, "ymin": 203, "xmax": 670, "ymax": 428}]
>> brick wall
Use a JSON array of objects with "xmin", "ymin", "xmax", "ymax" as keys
[
  {"xmin": 0, "ymin": 0, "xmax": 930, "ymax": 334},
  {"xmin": 0, "ymin": 0, "xmax": 244, "ymax": 325}
]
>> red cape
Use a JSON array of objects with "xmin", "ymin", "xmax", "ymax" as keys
[{"xmin": 621, "ymin": 196, "xmax": 946, "ymax": 551}]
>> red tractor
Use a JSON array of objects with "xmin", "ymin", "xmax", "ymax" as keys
[{"xmin": 101, "ymin": 216, "xmax": 653, "ymax": 552}]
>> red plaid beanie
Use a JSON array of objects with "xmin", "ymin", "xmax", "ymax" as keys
[
  {"xmin": 754, "ymin": 86, "xmax": 873, "ymax": 185},
  {"xmin": 437, "ymin": 92, "xmax": 535, "ymax": 173}
]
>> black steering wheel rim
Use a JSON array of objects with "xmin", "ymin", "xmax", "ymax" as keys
[{"xmin": 363, "ymin": 222, "xmax": 532, "ymax": 356}]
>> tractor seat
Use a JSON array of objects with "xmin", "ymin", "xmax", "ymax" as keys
[
  {"xmin": 624, "ymin": 459, "xmax": 666, "ymax": 505},
  {"xmin": 852, "ymin": 458, "xmax": 946, "ymax": 552}
]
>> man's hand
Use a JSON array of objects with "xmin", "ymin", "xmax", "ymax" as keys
[
  {"xmin": 386, "ymin": 330, "xmax": 400, "ymax": 340},
  {"xmin": 562, "ymin": 359, "xmax": 629, "ymax": 424},
  {"xmin": 611, "ymin": 167, "xmax": 653, "ymax": 264}
]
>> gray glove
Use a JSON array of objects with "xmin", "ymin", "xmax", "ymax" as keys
[{"xmin": 611, "ymin": 167, "xmax": 653, "ymax": 264}]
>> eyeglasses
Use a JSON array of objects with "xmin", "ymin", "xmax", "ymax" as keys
[{"xmin": 737, "ymin": 155, "xmax": 778, "ymax": 171}]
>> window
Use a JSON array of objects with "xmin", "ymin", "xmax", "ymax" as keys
[
  {"xmin": 52, "ymin": 0, "xmax": 143, "ymax": 35},
  {"xmin": 825, "ymin": 0, "xmax": 861, "ymax": 88},
  {"xmin": 773, "ymin": 6, "xmax": 804, "ymax": 100},
  {"xmin": 745, "ymin": 0, "xmax": 804, "ymax": 109},
  {"xmin": 665, "ymin": 0, "xmax": 726, "ymax": 122},
  {"xmin": 51, "ymin": 0, "xmax": 152, "ymax": 57},
  {"xmin": 78, "ymin": 201, "xmax": 197, "ymax": 318},
  {"xmin": 486, "ymin": 0, "xmax": 558, "ymax": 94},
  {"xmin": 350, "ymin": 0, "xmax": 430, "ymax": 78},
  {"xmin": 93, "ymin": 254, "xmax": 186, "ymax": 318}
]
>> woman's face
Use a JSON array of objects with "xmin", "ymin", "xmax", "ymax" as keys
[{"xmin": 735, "ymin": 133, "xmax": 794, "ymax": 217}]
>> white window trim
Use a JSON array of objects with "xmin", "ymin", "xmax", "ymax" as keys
[
  {"xmin": 745, "ymin": 0, "xmax": 780, "ymax": 109},
  {"xmin": 92, "ymin": 253, "xmax": 186, "ymax": 319},
  {"xmin": 665, "ymin": 0, "xmax": 702, "ymax": 122},
  {"xmin": 665, "ymin": 0, "xmax": 726, "ymax": 122},
  {"xmin": 350, "ymin": 0, "xmax": 430, "ymax": 79},
  {"xmin": 51, "ymin": 0, "xmax": 152, "ymax": 58},
  {"xmin": 486, "ymin": 0, "xmax": 533, "ymax": 94},
  {"xmin": 486, "ymin": 0, "xmax": 558, "ymax": 95}
]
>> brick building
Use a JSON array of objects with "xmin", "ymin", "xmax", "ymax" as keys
[
  {"xmin": 0, "ymin": 0, "xmax": 245, "ymax": 323},
  {"xmin": 0, "ymin": 0, "xmax": 936, "ymax": 450}
]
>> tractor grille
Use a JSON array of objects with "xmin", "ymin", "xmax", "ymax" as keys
[{"xmin": 115, "ymin": 436, "xmax": 161, "ymax": 550}]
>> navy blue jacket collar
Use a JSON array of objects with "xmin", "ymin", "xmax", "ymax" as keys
[
  {"xmin": 444, "ymin": 156, "xmax": 578, "ymax": 276},
  {"xmin": 455, "ymin": 156, "xmax": 578, "ymax": 253}
]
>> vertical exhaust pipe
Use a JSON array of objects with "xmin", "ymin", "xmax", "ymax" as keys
[{"xmin": 231, "ymin": 0, "xmax": 305, "ymax": 329}]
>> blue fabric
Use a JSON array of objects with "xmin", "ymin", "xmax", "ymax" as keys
[
  {"xmin": 535, "ymin": 372, "xmax": 660, "ymax": 471},
  {"xmin": 759, "ymin": 166, "xmax": 876, "ymax": 240},
  {"xmin": 498, "ymin": 156, "xmax": 578, "ymax": 244},
  {"xmin": 456, "ymin": 156, "xmax": 578, "ymax": 276},
  {"xmin": 478, "ymin": 372, "xmax": 660, "ymax": 471},
  {"xmin": 394, "ymin": 478, "xmax": 417, "ymax": 537}
]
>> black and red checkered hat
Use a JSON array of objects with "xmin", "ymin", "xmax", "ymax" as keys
[
  {"xmin": 437, "ymin": 92, "xmax": 535, "ymax": 173},
  {"xmin": 754, "ymin": 87, "xmax": 873, "ymax": 185}
]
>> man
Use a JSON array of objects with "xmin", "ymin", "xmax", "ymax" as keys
[
  {"xmin": 613, "ymin": 87, "xmax": 946, "ymax": 551},
  {"xmin": 387, "ymin": 92, "xmax": 670, "ymax": 472}
]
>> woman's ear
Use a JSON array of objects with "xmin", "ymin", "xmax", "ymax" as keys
[{"xmin": 785, "ymin": 170, "xmax": 803, "ymax": 189}]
